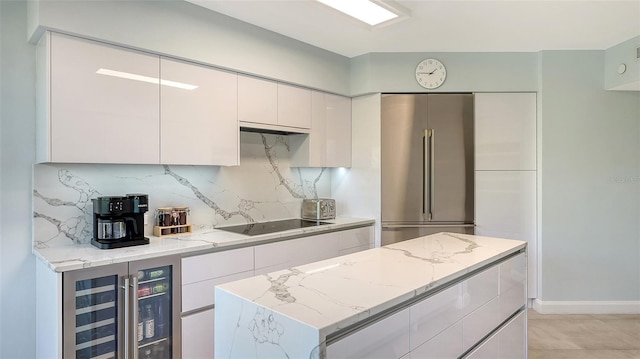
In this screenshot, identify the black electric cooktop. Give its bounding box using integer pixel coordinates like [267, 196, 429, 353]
[216, 219, 330, 236]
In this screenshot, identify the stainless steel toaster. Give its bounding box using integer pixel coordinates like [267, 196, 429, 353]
[301, 199, 336, 220]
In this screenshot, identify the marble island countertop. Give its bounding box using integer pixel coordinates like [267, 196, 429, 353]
[215, 232, 526, 358]
[33, 217, 374, 272]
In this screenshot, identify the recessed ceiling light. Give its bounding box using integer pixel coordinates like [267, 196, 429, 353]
[316, 0, 406, 26]
[96, 68, 198, 90]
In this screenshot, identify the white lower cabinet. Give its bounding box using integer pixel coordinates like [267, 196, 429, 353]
[407, 321, 463, 359]
[182, 309, 214, 359]
[463, 311, 526, 359]
[337, 226, 374, 256]
[475, 170, 537, 298]
[327, 308, 411, 359]
[182, 226, 374, 358]
[410, 283, 465, 350]
[500, 311, 527, 359]
[327, 252, 526, 359]
[463, 296, 502, 352]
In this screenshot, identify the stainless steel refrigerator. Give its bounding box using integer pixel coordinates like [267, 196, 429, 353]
[381, 93, 475, 245]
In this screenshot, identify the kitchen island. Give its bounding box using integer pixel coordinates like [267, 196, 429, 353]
[215, 232, 527, 359]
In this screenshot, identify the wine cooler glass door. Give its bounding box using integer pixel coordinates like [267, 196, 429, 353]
[63, 263, 128, 359]
[129, 255, 180, 359]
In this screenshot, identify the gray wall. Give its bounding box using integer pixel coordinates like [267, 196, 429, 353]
[350, 52, 539, 94]
[604, 36, 640, 90]
[539, 50, 640, 301]
[1, 2, 37, 358]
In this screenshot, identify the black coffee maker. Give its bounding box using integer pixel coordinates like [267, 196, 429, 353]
[92, 194, 150, 249]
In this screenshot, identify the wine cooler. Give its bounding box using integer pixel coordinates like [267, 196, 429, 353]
[63, 256, 181, 358]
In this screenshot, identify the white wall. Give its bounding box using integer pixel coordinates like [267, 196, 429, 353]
[538, 50, 640, 307]
[0, 2, 37, 358]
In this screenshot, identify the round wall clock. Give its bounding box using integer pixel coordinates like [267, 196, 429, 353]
[415, 58, 447, 89]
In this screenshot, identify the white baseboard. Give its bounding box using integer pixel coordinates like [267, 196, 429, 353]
[532, 299, 640, 314]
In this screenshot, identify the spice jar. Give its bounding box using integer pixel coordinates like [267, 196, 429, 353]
[173, 206, 189, 233]
[156, 207, 172, 235]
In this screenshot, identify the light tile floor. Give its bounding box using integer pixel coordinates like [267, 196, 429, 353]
[528, 309, 640, 359]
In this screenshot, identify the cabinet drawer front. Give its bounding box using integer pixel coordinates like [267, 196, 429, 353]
[182, 270, 254, 312]
[409, 321, 463, 359]
[254, 234, 339, 271]
[500, 253, 526, 295]
[182, 309, 214, 359]
[499, 311, 526, 358]
[181, 247, 253, 285]
[327, 308, 410, 359]
[254, 238, 300, 270]
[463, 265, 499, 316]
[410, 283, 465, 350]
[338, 227, 373, 251]
[462, 296, 501, 352]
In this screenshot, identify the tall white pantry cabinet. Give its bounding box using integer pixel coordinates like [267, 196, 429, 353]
[474, 92, 537, 298]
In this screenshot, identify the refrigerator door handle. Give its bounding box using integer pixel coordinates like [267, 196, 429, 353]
[382, 223, 476, 229]
[123, 276, 131, 359]
[429, 129, 435, 219]
[423, 129, 430, 220]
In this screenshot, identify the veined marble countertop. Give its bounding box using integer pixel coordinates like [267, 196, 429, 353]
[215, 232, 526, 356]
[33, 217, 374, 273]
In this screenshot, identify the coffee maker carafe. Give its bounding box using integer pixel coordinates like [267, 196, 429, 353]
[92, 194, 149, 249]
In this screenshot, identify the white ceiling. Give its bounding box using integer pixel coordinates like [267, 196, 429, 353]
[186, 0, 640, 58]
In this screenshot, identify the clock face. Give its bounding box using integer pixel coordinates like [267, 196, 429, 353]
[415, 59, 446, 89]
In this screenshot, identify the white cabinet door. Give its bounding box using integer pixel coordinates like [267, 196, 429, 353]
[49, 32, 160, 164]
[462, 297, 502, 352]
[182, 309, 214, 359]
[410, 283, 465, 350]
[499, 254, 527, 319]
[181, 247, 254, 286]
[499, 311, 526, 359]
[475, 171, 536, 297]
[290, 92, 352, 168]
[409, 321, 463, 359]
[289, 91, 326, 167]
[277, 83, 311, 129]
[325, 93, 352, 167]
[327, 308, 411, 359]
[464, 331, 500, 359]
[238, 75, 278, 126]
[182, 270, 254, 312]
[463, 265, 499, 316]
[160, 58, 239, 166]
[337, 227, 374, 255]
[254, 232, 340, 274]
[474, 93, 536, 171]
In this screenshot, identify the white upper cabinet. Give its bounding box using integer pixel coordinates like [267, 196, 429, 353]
[325, 93, 352, 167]
[290, 91, 352, 167]
[41, 32, 160, 164]
[237, 75, 277, 126]
[277, 83, 312, 129]
[474, 93, 536, 170]
[160, 58, 239, 166]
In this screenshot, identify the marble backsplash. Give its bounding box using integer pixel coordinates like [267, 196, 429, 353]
[33, 132, 331, 249]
